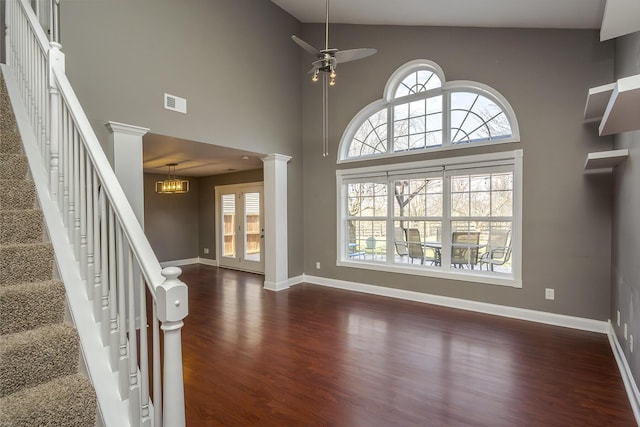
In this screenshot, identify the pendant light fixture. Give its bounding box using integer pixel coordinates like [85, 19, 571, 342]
[155, 163, 189, 194]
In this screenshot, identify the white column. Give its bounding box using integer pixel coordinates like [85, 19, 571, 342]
[261, 154, 292, 291]
[105, 121, 149, 227]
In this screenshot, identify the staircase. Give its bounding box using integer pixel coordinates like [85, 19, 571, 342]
[0, 73, 96, 426]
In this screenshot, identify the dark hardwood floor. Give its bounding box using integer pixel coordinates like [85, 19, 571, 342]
[178, 264, 635, 426]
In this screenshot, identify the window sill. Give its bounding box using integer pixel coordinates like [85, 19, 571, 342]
[336, 259, 522, 288]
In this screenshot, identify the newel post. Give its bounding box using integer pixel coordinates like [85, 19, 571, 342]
[157, 267, 188, 427]
[47, 41, 64, 201]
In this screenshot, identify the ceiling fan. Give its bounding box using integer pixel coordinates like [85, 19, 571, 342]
[291, 0, 377, 156]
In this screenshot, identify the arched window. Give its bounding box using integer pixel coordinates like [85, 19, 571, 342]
[339, 60, 520, 162]
[336, 60, 522, 287]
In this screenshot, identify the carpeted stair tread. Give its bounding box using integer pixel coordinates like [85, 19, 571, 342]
[0, 373, 96, 427]
[0, 243, 53, 285]
[0, 209, 43, 244]
[0, 154, 28, 180]
[0, 179, 35, 210]
[0, 323, 79, 397]
[0, 281, 66, 335]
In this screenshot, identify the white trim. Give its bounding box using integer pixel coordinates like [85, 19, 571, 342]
[2, 64, 130, 427]
[160, 258, 200, 268]
[159, 257, 218, 268]
[337, 149, 522, 177]
[198, 257, 218, 267]
[608, 322, 640, 424]
[264, 280, 290, 291]
[335, 259, 521, 288]
[105, 121, 149, 137]
[301, 274, 608, 333]
[336, 149, 523, 287]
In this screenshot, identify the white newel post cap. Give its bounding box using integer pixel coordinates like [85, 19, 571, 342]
[157, 267, 188, 323]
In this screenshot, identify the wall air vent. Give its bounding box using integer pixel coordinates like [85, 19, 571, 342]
[164, 93, 187, 114]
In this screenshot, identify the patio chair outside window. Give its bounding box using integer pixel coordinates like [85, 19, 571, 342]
[394, 227, 409, 258]
[451, 231, 480, 269]
[480, 230, 512, 271]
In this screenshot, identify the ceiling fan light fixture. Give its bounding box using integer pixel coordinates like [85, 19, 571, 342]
[312, 70, 319, 82]
[329, 77, 336, 86]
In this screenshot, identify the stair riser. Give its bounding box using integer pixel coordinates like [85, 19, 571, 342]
[0, 281, 66, 335]
[0, 210, 43, 244]
[0, 244, 53, 285]
[0, 154, 29, 180]
[0, 180, 36, 210]
[0, 324, 79, 397]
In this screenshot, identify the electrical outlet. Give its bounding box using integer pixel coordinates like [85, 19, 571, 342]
[545, 288, 555, 300]
[624, 323, 628, 340]
[316, 262, 321, 269]
[617, 310, 621, 327]
[203, 248, 209, 254]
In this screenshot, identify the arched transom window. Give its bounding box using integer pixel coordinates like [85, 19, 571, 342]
[339, 60, 520, 162]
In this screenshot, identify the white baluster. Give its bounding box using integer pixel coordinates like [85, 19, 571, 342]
[93, 171, 102, 315]
[62, 105, 69, 222]
[128, 252, 140, 424]
[158, 267, 188, 427]
[73, 128, 81, 254]
[108, 209, 119, 367]
[47, 50, 60, 199]
[100, 192, 110, 342]
[79, 142, 88, 278]
[85, 153, 94, 291]
[153, 303, 162, 427]
[139, 271, 151, 427]
[117, 225, 129, 398]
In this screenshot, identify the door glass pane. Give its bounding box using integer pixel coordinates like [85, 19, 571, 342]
[244, 192, 261, 262]
[222, 194, 235, 258]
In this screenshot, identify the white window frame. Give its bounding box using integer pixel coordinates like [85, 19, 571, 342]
[336, 150, 523, 288]
[338, 60, 520, 164]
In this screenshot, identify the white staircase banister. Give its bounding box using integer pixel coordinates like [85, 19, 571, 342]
[6, 1, 189, 426]
[50, 66, 164, 291]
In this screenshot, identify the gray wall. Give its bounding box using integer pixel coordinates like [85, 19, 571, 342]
[301, 24, 615, 320]
[144, 173, 199, 262]
[59, 0, 304, 276]
[611, 31, 640, 390]
[198, 169, 264, 261]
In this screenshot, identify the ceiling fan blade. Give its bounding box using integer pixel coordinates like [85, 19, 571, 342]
[291, 35, 321, 57]
[335, 48, 378, 64]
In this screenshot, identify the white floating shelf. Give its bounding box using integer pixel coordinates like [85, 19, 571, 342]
[583, 83, 615, 122]
[584, 149, 629, 170]
[600, 74, 640, 135]
[584, 74, 640, 135]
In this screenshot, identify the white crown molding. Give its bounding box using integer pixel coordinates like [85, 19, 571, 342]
[105, 121, 150, 136]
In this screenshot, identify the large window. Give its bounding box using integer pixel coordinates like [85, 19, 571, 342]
[339, 60, 520, 162]
[337, 60, 521, 287]
[337, 152, 522, 287]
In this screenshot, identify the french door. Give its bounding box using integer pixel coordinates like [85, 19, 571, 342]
[216, 183, 264, 274]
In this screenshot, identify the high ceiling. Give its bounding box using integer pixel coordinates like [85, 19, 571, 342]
[270, 0, 606, 29]
[147, 0, 640, 177]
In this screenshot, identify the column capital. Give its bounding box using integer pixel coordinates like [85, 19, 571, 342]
[106, 121, 150, 137]
[261, 153, 292, 164]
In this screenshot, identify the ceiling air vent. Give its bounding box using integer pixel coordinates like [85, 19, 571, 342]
[164, 93, 187, 114]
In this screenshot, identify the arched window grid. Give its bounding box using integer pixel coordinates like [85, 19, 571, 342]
[339, 62, 519, 164]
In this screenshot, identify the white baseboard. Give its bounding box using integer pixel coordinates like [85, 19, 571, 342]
[198, 257, 218, 267]
[608, 322, 640, 424]
[300, 274, 608, 334]
[160, 257, 217, 268]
